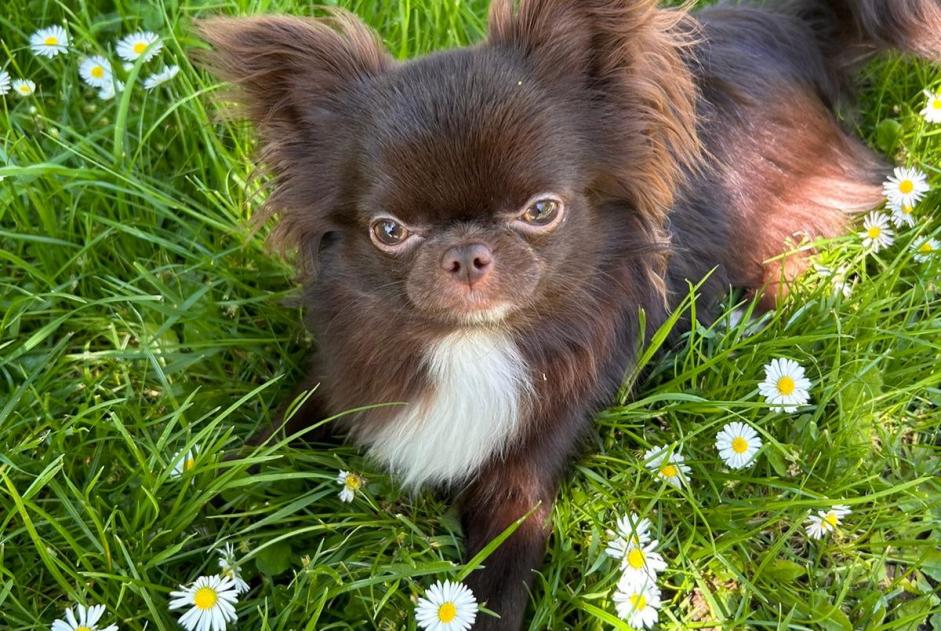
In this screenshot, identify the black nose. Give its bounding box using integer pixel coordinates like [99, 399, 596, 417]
[441, 243, 493, 287]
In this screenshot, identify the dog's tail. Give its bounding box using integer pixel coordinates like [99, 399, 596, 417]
[791, 0, 941, 68]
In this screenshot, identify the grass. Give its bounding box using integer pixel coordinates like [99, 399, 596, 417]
[1, 0, 940, 629]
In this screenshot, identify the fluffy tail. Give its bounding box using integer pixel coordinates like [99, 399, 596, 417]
[791, 0, 941, 67]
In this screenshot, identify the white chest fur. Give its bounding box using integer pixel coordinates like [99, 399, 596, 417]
[364, 329, 531, 488]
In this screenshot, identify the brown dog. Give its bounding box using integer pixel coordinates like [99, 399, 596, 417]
[197, 1, 941, 627]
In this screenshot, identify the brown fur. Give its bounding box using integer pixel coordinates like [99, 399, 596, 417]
[195, 0, 941, 627]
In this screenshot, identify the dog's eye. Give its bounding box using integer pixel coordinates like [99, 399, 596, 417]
[370, 218, 410, 248]
[520, 197, 563, 227]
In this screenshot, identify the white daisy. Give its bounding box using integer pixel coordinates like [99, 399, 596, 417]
[217, 543, 250, 594]
[169, 574, 239, 631]
[715, 422, 762, 469]
[814, 264, 854, 299]
[613, 576, 662, 629]
[30, 25, 69, 58]
[643, 445, 690, 489]
[171, 446, 198, 478]
[50, 604, 118, 631]
[415, 580, 478, 631]
[337, 470, 364, 503]
[97, 80, 125, 101]
[861, 212, 896, 252]
[605, 512, 652, 562]
[805, 505, 852, 540]
[116, 31, 163, 63]
[617, 540, 667, 583]
[0, 71, 10, 96]
[79, 56, 112, 88]
[883, 167, 930, 210]
[888, 199, 917, 228]
[913, 238, 940, 263]
[143, 64, 180, 90]
[13, 79, 36, 97]
[758, 358, 811, 413]
[921, 90, 941, 124]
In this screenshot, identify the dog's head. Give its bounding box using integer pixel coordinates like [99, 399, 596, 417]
[197, 0, 699, 329]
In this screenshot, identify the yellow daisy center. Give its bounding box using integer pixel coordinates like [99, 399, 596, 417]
[629, 593, 647, 611]
[776, 376, 796, 395]
[626, 547, 646, 569]
[91, 66, 105, 79]
[184, 457, 195, 471]
[867, 226, 881, 239]
[901, 205, 913, 216]
[899, 179, 914, 195]
[345, 475, 362, 491]
[438, 602, 457, 623]
[731, 436, 749, 454]
[44, 36, 59, 46]
[18, 85, 30, 93]
[919, 242, 934, 254]
[76, 627, 92, 631]
[194, 586, 218, 610]
[133, 41, 148, 54]
[823, 512, 839, 528]
[659, 464, 678, 478]
[933, 99, 941, 110]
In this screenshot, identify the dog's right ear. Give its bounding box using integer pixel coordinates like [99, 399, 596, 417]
[195, 13, 393, 276]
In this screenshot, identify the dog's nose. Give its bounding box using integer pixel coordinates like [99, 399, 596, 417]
[441, 243, 493, 287]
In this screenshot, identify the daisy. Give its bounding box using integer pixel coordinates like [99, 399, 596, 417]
[643, 445, 690, 489]
[758, 358, 811, 413]
[171, 446, 198, 478]
[814, 264, 853, 298]
[913, 238, 940, 263]
[805, 505, 852, 540]
[921, 90, 941, 124]
[13, 79, 36, 97]
[217, 543, 250, 594]
[337, 470, 364, 503]
[30, 25, 69, 58]
[617, 540, 667, 583]
[0, 71, 10, 96]
[50, 604, 118, 631]
[79, 56, 112, 88]
[715, 422, 762, 469]
[883, 167, 930, 210]
[613, 577, 662, 629]
[143, 64, 180, 90]
[169, 574, 239, 631]
[605, 512, 652, 562]
[97, 80, 125, 101]
[116, 31, 163, 63]
[860, 212, 895, 252]
[888, 199, 918, 228]
[415, 580, 478, 631]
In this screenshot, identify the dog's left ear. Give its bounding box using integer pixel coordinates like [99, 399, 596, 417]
[488, 0, 700, 224]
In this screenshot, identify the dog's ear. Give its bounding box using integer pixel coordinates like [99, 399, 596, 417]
[195, 13, 393, 277]
[488, 0, 700, 226]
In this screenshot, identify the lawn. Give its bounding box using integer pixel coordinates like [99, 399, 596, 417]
[1, 0, 940, 629]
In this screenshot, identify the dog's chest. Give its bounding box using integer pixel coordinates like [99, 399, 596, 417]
[364, 329, 531, 488]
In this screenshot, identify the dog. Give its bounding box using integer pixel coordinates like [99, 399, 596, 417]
[197, 1, 941, 627]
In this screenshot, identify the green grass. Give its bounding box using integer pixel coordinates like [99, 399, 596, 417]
[1, 1, 940, 629]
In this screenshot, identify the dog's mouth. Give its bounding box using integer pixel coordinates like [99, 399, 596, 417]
[454, 301, 515, 326]
[419, 296, 517, 327]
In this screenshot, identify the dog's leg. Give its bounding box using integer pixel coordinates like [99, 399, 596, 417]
[460, 452, 563, 630]
[246, 371, 338, 448]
